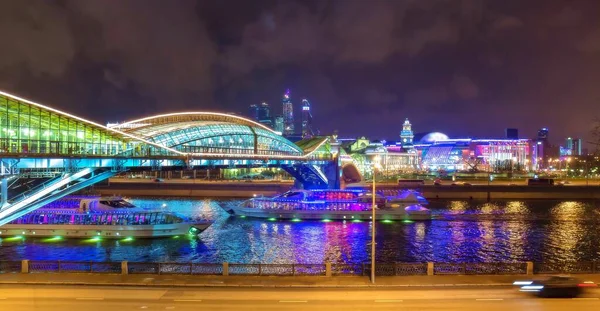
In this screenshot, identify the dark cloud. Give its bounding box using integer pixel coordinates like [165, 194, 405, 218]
[0, 0, 599, 146]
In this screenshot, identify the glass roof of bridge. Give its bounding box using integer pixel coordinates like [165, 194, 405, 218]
[113, 113, 304, 155]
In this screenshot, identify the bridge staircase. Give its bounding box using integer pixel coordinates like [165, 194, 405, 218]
[281, 164, 329, 190]
[0, 168, 118, 226]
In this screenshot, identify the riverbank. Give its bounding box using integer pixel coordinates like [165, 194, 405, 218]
[96, 180, 600, 200]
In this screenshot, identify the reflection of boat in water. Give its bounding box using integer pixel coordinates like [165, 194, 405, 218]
[0, 196, 211, 239]
[221, 189, 430, 221]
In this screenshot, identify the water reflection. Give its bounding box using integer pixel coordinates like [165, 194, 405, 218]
[0, 198, 599, 264]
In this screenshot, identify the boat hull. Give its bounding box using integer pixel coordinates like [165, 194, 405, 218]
[0, 222, 211, 239]
[227, 206, 430, 221]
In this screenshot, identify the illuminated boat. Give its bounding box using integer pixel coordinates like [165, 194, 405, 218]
[222, 189, 430, 221]
[0, 196, 211, 239]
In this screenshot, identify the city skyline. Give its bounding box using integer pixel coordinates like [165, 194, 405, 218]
[0, 1, 599, 146]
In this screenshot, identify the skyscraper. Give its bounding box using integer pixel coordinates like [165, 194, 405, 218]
[282, 89, 294, 136]
[257, 102, 272, 128]
[248, 104, 259, 122]
[565, 137, 573, 152]
[572, 138, 582, 156]
[537, 128, 549, 141]
[400, 118, 414, 149]
[274, 115, 284, 134]
[301, 98, 313, 138]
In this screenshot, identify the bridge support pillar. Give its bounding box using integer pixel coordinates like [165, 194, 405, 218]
[427, 262, 434, 276]
[323, 157, 340, 189]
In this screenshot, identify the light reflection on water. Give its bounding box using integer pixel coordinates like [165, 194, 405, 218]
[0, 198, 599, 264]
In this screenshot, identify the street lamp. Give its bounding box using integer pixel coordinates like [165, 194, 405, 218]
[371, 156, 381, 284]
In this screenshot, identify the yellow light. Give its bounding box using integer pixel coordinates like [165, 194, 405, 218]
[0, 90, 184, 155]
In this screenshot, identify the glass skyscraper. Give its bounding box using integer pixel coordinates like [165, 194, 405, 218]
[282, 89, 294, 136]
[301, 98, 313, 138]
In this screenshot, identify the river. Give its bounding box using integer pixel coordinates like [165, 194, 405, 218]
[1, 198, 599, 264]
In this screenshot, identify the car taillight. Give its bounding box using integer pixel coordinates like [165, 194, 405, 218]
[577, 283, 597, 287]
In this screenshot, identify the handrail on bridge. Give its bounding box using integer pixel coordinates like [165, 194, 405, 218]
[4, 260, 599, 276]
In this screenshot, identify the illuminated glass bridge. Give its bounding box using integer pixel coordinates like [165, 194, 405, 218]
[0, 91, 338, 225]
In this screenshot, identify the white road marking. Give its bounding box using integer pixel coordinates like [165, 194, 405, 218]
[475, 299, 504, 301]
[374, 299, 404, 303]
[75, 297, 104, 300]
[173, 299, 203, 302]
[279, 300, 308, 303]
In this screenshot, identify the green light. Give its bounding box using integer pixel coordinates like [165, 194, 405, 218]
[172, 235, 180, 239]
[352, 219, 363, 223]
[381, 219, 394, 223]
[267, 217, 277, 221]
[42, 236, 63, 243]
[188, 227, 200, 235]
[291, 218, 301, 222]
[122, 237, 134, 242]
[240, 215, 246, 218]
[83, 236, 102, 243]
[402, 219, 414, 224]
[322, 219, 332, 222]
[5, 235, 24, 241]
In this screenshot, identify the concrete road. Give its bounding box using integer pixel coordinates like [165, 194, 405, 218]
[1, 285, 599, 311]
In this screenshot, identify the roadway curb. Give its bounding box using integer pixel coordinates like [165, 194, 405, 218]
[0, 280, 515, 288]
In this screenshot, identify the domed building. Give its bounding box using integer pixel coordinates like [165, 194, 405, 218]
[419, 132, 449, 144]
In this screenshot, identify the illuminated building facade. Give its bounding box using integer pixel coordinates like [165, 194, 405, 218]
[340, 138, 419, 179]
[249, 102, 273, 128]
[257, 102, 272, 128]
[415, 137, 531, 172]
[572, 138, 582, 156]
[301, 99, 313, 139]
[274, 115, 284, 134]
[282, 89, 294, 136]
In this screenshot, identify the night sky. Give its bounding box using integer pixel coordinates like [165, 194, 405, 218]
[1, 0, 599, 145]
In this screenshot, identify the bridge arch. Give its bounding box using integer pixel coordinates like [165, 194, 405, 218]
[112, 112, 303, 157]
[341, 163, 362, 184]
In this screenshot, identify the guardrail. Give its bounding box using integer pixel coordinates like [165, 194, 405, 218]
[3, 260, 600, 276]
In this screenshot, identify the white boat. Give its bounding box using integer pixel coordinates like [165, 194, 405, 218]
[221, 189, 431, 221]
[0, 196, 211, 239]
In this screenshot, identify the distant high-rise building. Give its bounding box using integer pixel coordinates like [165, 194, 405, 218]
[301, 98, 313, 138]
[282, 89, 294, 136]
[564, 137, 582, 156]
[274, 115, 284, 134]
[560, 146, 572, 157]
[248, 104, 259, 122]
[565, 137, 573, 152]
[400, 118, 414, 148]
[537, 128, 549, 141]
[572, 138, 582, 156]
[257, 102, 272, 128]
[505, 128, 519, 140]
[249, 102, 272, 128]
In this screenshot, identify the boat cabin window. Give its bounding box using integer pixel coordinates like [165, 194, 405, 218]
[280, 192, 305, 200]
[99, 200, 136, 208]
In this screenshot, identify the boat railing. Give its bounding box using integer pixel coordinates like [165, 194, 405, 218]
[10, 212, 185, 226]
[5, 260, 599, 276]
